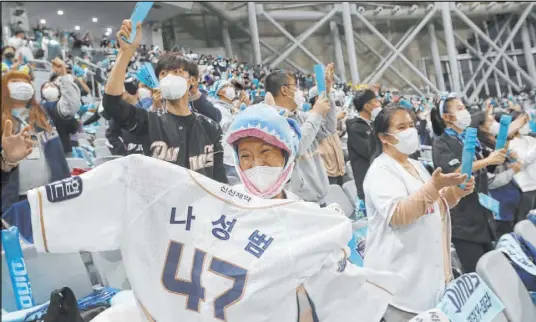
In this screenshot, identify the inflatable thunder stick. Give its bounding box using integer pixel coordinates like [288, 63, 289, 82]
[1, 226, 35, 310]
[314, 64, 326, 95]
[495, 114, 512, 150]
[122, 2, 154, 44]
[459, 127, 478, 189]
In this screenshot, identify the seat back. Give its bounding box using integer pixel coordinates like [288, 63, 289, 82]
[95, 129, 107, 139]
[93, 156, 122, 167]
[93, 138, 109, 147]
[94, 146, 112, 158]
[514, 220, 536, 249]
[342, 180, 357, 202]
[66, 158, 89, 170]
[1, 246, 94, 312]
[476, 250, 536, 322]
[324, 185, 354, 217]
[91, 250, 131, 290]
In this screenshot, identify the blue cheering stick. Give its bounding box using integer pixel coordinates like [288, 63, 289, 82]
[459, 127, 478, 189]
[2, 227, 35, 310]
[495, 114, 512, 150]
[314, 64, 326, 96]
[122, 2, 154, 44]
[136, 62, 159, 89]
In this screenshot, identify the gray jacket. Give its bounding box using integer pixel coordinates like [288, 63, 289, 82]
[284, 98, 337, 202]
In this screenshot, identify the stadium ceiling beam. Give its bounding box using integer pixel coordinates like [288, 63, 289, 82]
[427, 23, 446, 91]
[453, 3, 536, 88]
[260, 7, 341, 81]
[269, 7, 339, 69]
[439, 2, 461, 93]
[201, 2, 526, 22]
[456, 15, 521, 98]
[353, 31, 424, 96]
[454, 33, 521, 94]
[362, 24, 417, 84]
[206, 3, 309, 74]
[353, 5, 440, 92]
[469, 3, 535, 102]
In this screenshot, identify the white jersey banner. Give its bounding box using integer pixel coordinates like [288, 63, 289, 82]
[27, 155, 401, 322]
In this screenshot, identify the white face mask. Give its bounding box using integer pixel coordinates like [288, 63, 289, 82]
[293, 89, 304, 108]
[160, 74, 188, 100]
[489, 121, 501, 136]
[371, 107, 381, 121]
[224, 87, 235, 101]
[387, 128, 419, 155]
[42, 86, 60, 101]
[453, 109, 472, 130]
[243, 166, 284, 193]
[8, 82, 34, 101]
[138, 87, 152, 100]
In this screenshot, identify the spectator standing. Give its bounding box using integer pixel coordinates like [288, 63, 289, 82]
[212, 80, 239, 182]
[1, 71, 71, 212]
[364, 106, 474, 321]
[40, 58, 81, 156]
[510, 121, 536, 219]
[265, 65, 336, 205]
[102, 20, 227, 183]
[431, 96, 506, 272]
[346, 90, 382, 200]
[309, 86, 345, 186]
[472, 111, 523, 236]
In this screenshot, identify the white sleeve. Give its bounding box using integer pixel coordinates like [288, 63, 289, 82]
[364, 164, 408, 223]
[303, 248, 403, 322]
[27, 157, 131, 253]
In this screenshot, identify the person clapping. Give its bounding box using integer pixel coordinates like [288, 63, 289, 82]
[364, 105, 475, 321]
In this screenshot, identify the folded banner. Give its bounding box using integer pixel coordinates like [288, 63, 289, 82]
[437, 273, 504, 322]
[496, 233, 536, 275]
[408, 308, 450, 322]
[347, 220, 367, 267]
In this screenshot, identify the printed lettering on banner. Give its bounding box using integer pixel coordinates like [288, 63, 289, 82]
[220, 185, 252, 203]
[496, 234, 536, 275]
[437, 273, 504, 322]
[11, 259, 34, 309]
[408, 308, 450, 322]
[211, 214, 237, 240]
[244, 230, 274, 258]
[170, 206, 196, 231]
[45, 176, 83, 203]
[347, 226, 367, 267]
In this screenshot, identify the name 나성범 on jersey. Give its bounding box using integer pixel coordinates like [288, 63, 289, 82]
[164, 205, 276, 320]
[170, 206, 275, 258]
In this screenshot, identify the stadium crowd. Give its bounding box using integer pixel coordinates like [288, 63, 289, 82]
[1, 13, 536, 322]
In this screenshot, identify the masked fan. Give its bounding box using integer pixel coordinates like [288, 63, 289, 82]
[102, 19, 227, 183]
[1, 71, 71, 213]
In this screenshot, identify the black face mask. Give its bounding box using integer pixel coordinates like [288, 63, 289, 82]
[4, 52, 15, 60]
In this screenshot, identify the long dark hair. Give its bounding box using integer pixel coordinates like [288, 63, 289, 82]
[369, 105, 415, 163]
[430, 97, 457, 136]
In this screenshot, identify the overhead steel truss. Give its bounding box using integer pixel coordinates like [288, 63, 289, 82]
[201, 2, 536, 97]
